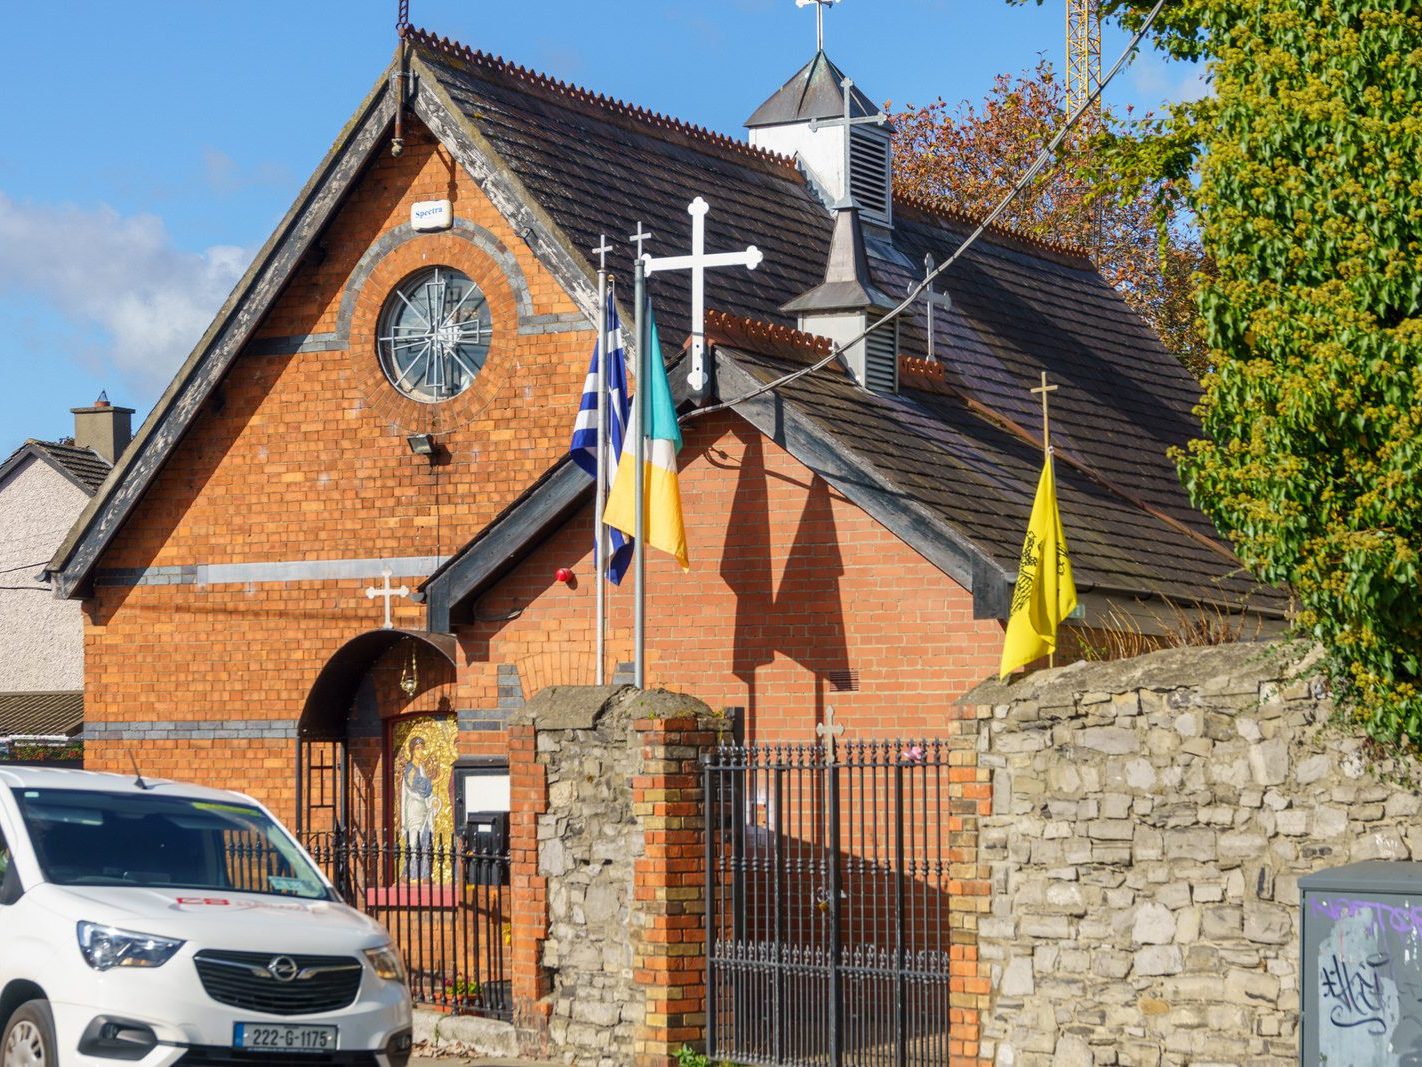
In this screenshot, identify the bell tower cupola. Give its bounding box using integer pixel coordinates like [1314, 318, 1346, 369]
[745, 2, 893, 227]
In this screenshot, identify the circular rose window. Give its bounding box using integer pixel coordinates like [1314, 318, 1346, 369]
[376, 267, 492, 403]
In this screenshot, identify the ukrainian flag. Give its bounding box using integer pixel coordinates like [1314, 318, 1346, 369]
[999, 455, 1076, 679]
[604, 311, 689, 570]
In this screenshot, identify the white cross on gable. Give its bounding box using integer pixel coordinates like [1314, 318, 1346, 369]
[365, 568, 410, 630]
[643, 197, 762, 395]
[807, 76, 887, 210]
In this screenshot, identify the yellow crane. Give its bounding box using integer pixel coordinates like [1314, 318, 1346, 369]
[1065, 0, 1102, 116]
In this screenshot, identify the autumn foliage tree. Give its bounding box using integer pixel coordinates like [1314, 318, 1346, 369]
[890, 61, 1209, 374]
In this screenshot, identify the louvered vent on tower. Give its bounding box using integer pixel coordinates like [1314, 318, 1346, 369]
[850, 127, 893, 226]
[865, 316, 899, 393]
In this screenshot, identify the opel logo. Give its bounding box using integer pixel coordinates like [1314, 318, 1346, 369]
[267, 956, 300, 983]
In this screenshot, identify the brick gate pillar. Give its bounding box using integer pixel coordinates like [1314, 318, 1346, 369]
[630, 712, 717, 1067]
[507, 721, 551, 1050]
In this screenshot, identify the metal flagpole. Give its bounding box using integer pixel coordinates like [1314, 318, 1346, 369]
[632, 256, 648, 689]
[592, 235, 612, 685]
[1032, 370, 1058, 667]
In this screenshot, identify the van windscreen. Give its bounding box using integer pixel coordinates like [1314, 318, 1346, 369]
[11, 788, 330, 900]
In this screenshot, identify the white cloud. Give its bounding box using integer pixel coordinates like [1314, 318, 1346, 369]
[1130, 54, 1212, 108]
[0, 190, 250, 393]
[201, 149, 293, 196]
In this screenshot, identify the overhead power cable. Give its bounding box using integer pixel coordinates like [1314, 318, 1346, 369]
[685, 0, 1169, 422]
[0, 560, 50, 576]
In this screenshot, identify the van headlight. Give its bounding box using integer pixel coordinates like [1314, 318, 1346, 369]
[77, 921, 185, 971]
[363, 943, 406, 982]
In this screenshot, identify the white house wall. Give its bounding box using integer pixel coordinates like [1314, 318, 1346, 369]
[0, 456, 87, 691]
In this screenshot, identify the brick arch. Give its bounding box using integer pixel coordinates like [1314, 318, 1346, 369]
[300, 628, 460, 741]
[334, 219, 534, 340]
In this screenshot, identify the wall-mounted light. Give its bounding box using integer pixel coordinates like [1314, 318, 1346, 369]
[406, 433, 437, 457]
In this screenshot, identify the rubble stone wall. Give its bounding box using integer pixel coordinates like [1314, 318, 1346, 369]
[514, 685, 714, 1067]
[529, 686, 646, 1065]
[965, 642, 1422, 1067]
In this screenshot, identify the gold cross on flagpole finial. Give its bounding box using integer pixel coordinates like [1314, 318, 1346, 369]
[1030, 371, 1057, 461]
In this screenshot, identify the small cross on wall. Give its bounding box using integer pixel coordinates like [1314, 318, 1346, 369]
[366, 568, 411, 630]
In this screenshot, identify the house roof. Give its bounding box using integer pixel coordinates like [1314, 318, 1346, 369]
[0, 440, 110, 497]
[424, 319, 1281, 627]
[0, 692, 84, 738]
[706, 315, 1276, 615]
[50, 25, 1274, 619]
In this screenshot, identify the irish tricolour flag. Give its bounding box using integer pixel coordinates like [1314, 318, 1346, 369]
[603, 310, 689, 570]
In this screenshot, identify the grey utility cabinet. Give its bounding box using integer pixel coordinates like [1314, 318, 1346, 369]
[1299, 861, 1422, 1066]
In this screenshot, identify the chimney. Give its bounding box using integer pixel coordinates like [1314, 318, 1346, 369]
[71, 391, 134, 465]
[781, 207, 899, 392]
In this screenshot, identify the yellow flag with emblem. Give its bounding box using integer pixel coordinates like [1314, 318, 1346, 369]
[999, 455, 1077, 679]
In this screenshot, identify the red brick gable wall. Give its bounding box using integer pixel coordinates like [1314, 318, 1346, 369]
[83, 118, 595, 814]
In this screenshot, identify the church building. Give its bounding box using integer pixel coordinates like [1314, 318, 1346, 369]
[45, 25, 1272, 841]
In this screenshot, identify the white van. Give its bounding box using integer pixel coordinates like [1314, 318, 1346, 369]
[0, 767, 413, 1066]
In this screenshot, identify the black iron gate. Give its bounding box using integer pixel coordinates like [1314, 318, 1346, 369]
[704, 740, 953, 1066]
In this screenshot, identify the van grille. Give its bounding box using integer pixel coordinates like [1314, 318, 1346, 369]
[193, 950, 363, 1016]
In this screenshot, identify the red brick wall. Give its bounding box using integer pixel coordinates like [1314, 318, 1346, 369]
[460, 415, 1005, 743]
[631, 715, 717, 1067]
[83, 117, 594, 816]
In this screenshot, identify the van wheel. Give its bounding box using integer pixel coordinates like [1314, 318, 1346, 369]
[2, 1000, 57, 1067]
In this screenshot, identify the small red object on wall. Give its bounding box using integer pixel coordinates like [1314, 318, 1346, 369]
[555, 567, 574, 585]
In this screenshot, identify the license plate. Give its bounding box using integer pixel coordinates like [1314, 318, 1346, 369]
[233, 1023, 338, 1053]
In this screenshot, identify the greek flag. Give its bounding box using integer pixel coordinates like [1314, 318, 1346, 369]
[569, 292, 633, 584]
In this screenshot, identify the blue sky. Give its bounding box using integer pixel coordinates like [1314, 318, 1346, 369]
[0, 0, 1205, 452]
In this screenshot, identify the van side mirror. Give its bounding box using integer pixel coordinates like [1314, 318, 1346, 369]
[0, 858, 22, 905]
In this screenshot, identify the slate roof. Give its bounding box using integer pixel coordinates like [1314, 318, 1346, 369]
[426, 318, 1279, 626]
[51, 26, 1275, 618]
[408, 30, 1271, 613]
[0, 440, 110, 496]
[707, 316, 1274, 614]
[0, 692, 84, 738]
[410, 31, 831, 338]
[30, 442, 111, 493]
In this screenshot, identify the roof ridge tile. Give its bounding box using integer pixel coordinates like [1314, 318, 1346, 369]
[705, 310, 837, 365]
[893, 189, 1093, 263]
[900, 355, 946, 385]
[405, 26, 800, 172]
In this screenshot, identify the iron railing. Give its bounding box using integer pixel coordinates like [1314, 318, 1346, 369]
[705, 740, 953, 1067]
[224, 831, 511, 1019]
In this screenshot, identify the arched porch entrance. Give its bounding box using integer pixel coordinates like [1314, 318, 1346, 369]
[296, 628, 459, 838]
[294, 628, 511, 1017]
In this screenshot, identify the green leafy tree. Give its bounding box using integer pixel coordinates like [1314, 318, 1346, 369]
[1026, 1, 1422, 744]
